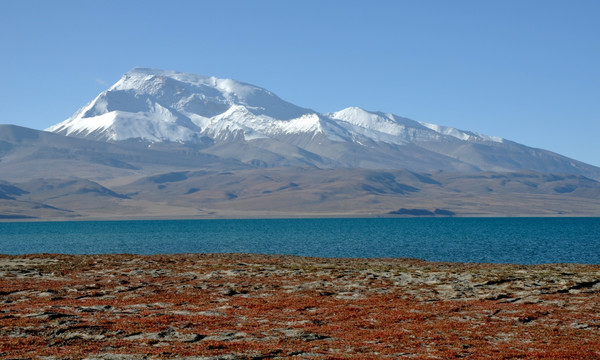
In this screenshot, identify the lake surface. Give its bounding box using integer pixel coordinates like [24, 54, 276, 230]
[0, 218, 599, 264]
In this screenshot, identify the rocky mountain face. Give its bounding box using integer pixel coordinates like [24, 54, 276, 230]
[1, 68, 600, 219]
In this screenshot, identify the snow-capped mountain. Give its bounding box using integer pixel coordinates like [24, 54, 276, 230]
[48, 68, 500, 145]
[48, 68, 316, 142]
[47, 68, 600, 179]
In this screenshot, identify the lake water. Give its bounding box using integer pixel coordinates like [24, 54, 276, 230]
[0, 218, 599, 264]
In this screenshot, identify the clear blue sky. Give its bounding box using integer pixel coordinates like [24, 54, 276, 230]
[1, 0, 599, 166]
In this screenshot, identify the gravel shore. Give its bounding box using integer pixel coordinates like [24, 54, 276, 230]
[1, 254, 599, 359]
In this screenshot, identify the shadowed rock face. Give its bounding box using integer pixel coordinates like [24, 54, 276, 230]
[389, 208, 436, 216]
[387, 208, 456, 216]
[1, 253, 599, 359]
[0, 182, 29, 200]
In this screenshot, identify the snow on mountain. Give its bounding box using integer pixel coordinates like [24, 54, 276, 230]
[108, 68, 311, 120]
[48, 68, 507, 147]
[419, 122, 504, 143]
[48, 68, 315, 142]
[198, 105, 324, 140]
[328, 107, 441, 145]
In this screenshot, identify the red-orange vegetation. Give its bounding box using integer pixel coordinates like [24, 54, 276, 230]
[1, 253, 599, 359]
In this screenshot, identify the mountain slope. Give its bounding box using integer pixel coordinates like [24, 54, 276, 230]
[3, 124, 598, 219]
[3, 166, 599, 219]
[102, 168, 600, 217]
[0, 124, 247, 183]
[45, 68, 600, 180]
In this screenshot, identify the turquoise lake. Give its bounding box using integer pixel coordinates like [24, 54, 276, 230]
[0, 218, 599, 264]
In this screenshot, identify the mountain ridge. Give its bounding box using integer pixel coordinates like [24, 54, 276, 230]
[45, 68, 600, 180]
[48, 68, 504, 147]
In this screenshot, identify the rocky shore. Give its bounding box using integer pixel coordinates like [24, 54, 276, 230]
[1, 254, 599, 359]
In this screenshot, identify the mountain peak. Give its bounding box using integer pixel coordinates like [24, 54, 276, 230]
[47, 68, 314, 141]
[43, 68, 600, 180]
[43, 68, 517, 148]
[115, 68, 297, 116]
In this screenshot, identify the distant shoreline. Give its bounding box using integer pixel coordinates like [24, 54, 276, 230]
[2, 212, 600, 223]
